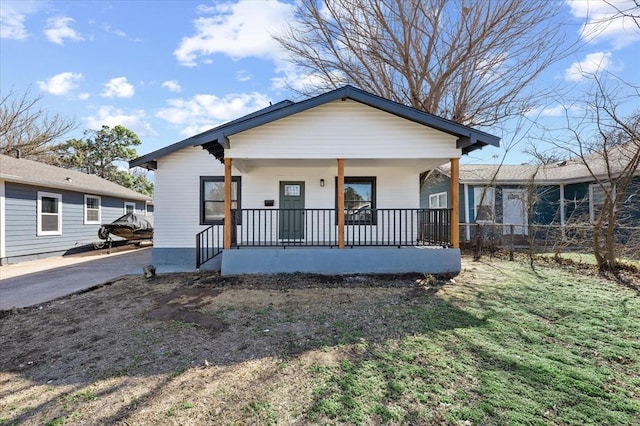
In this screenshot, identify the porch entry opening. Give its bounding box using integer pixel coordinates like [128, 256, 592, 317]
[502, 188, 528, 235]
[279, 181, 305, 240]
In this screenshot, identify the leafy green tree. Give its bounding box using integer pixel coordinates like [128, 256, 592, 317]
[57, 125, 153, 196]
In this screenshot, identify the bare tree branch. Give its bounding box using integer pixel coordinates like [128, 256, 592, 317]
[0, 89, 76, 162]
[275, 0, 574, 128]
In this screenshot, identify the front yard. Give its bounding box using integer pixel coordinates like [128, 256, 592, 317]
[0, 257, 638, 425]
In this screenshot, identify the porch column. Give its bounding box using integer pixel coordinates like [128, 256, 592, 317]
[450, 158, 460, 248]
[337, 158, 345, 248]
[559, 183, 566, 241]
[224, 157, 232, 249]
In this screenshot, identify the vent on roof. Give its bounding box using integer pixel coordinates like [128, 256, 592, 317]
[65, 176, 72, 182]
[557, 161, 567, 167]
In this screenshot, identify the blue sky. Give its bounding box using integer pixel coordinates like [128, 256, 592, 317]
[1, 0, 639, 166]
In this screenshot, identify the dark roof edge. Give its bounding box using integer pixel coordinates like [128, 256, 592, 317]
[131, 85, 500, 169]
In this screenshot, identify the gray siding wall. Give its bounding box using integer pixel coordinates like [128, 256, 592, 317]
[420, 171, 464, 218]
[3, 182, 143, 262]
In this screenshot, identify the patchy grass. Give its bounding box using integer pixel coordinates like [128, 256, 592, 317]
[539, 251, 640, 268]
[0, 258, 638, 425]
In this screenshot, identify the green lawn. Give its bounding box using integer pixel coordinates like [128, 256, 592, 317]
[1, 258, 638, 425]
[307, 261, 640, 424]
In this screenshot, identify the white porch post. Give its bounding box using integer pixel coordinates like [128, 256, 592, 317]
[450, 158, 460, 248]
[464, 183, 470, 241]
[560, 183, 566, 241]
[224, 157, 232, 249]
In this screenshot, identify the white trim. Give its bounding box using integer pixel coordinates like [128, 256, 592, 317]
[124, 201, 136, 215]
[37, 191, 62, 236]
[559, 184, 566, 241]
[429, 191, 448, 209]
[463, 184, 470, 241]
[0, 180, 5, 259]
[84, 194, 101, 225]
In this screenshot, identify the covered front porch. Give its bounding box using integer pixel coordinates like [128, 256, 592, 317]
[196, 157, 461, 275]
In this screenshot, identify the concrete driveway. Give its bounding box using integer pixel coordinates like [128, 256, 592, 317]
[0, 247, 152, 310]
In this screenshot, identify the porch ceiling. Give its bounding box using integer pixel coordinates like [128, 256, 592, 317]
[231, 158, 450, 173]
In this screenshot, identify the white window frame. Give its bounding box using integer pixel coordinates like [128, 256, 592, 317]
[589, 183, 615, 223]
[84, 195, 101, 225]
[473, 186, 495, 223]
[37, 191, 62, 236]
[429, 192, 448, 209]
[124, 201, 136, 215]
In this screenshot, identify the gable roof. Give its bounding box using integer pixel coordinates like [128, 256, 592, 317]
[435, 143, 639, 185]
[131, 85, 500, 170]
[0, 155, 151, 201]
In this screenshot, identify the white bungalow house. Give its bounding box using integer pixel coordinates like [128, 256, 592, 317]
[130, 86, 499, 275]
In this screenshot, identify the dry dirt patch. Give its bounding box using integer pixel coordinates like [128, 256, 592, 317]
[0, 271, 447, 424]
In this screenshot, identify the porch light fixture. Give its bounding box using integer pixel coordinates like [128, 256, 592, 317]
[320, 178, 325, 187]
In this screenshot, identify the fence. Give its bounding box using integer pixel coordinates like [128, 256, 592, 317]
[460, 222, 640, 260]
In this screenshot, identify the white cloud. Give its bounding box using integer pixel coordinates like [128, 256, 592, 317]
[156, 92, 271, 136]
[0, 1, 42, 39]
[102, 77, 135, 98]
[103, 23, 126, 37]
[78, 92, 90, 100]
[84, 106, 157, 137]
[37, 72, 83, 95]
[174, 0, 293, 66]
[236, 70, 252, 82]
[567, 0, 640, 49]
[564, 51, 613, 81]
[44, 16, 84, 45]
[271, 65, 345, 92]
[161, 80, 182, 92]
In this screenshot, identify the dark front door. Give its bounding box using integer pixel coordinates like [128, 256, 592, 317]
[279, 181, 305, 240]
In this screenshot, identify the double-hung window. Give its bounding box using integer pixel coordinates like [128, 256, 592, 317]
[201, 176, 241, 225]
[473, 187, 495, 222]
[589, 182, 614, 223]
[339, 177, 376, 224]
[429, 192, 448, 209]
[37, 191, 62, 236]
[84, 195, 101, 224]
[124, 201, 136, 215]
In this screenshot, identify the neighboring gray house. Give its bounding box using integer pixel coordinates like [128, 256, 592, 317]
[421, 144, 640, 242]
[0, 154, 152, 265]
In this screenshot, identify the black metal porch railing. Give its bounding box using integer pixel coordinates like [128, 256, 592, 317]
[195, 224, 224, 269]
[237, 208, 452, 248]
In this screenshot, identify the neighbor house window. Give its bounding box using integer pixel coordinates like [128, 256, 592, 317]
[589, 183, 614, 223]
[201, 176, 241, 225]
[337, 177, 376, 224]
[37, 191, 62, 236]
[429, 192, 448, 209]
[124, 202, 136, 215]
[84, 195, 101, 224]
[473, 187, 495, 222]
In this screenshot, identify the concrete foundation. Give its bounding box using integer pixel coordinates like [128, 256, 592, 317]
[220, 247, 460, 276]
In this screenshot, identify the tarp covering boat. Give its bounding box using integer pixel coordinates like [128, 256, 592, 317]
[98, 213, 153, 241]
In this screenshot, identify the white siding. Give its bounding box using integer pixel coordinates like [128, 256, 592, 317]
[154, 148, 225, 248]
[155, 147, 421, 248]
[227, 100, 460, 159]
